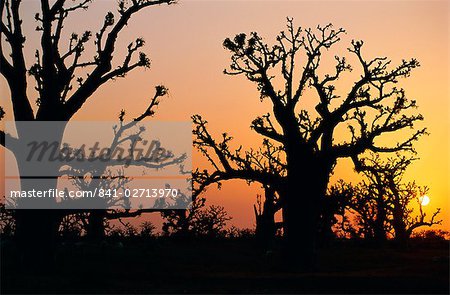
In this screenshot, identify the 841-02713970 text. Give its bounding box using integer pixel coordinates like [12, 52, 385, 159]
[9, 188, 179, 199]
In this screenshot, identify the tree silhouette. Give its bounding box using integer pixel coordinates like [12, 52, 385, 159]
[63, 86, 186, 241]
[253, 185, 282, 250]
[348, 155, 441, 245]
[0, 0, 175, 266]
[318, 181, 350, 243]
[330, 177, 391, 241]
[325, 181, 356, 239]
[161, 196, 232, 238]
[0, 201, 15, 237]
[194, 19, 425, 269]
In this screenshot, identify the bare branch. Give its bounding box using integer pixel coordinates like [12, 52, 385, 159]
[56, 0, 174, 119]
[0, 0, 34, 121]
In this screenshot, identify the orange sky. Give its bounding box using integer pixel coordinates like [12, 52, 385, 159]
[1, 0, 449, 231]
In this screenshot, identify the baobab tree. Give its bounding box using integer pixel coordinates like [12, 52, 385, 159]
[348, 155, 441, 245]
[253, 185, 282, 249]
[194, 19, 425, 269]
[63, 86, 186, 240]
[0, 0, 175, 265]
[193, 122, 286, 245]
[329, 177, 390, 241]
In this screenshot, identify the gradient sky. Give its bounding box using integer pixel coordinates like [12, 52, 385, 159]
[1, 0, 449, 230]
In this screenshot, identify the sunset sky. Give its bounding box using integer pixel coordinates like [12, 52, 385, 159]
[1, 0, 449, 230]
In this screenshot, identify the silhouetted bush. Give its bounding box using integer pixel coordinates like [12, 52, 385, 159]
[0, 203, 15, 237]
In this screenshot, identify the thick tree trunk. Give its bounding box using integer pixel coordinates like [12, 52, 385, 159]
[281, 148, 332, 271]
[318, 196, 339, 245]
[14, 210, 62, 270]
[254, 186, 277, 251]
[392, 204, 408, 247]
[373, 196, 387, 244]
[14, 175, 63, 270]
[86, 210, 107, 241]
[12, 124, 66, 270]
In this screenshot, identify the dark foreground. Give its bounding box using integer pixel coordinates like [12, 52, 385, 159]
[1, 238, 449, 294]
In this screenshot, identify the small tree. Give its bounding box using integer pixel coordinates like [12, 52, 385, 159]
[339, 155, 441, 244]
[139, 221, 156, 238]
[0, 201, 15, 237]
[253, 185, 282, 249]
[59, 213, 85, 240]
[64, 86, 186, 241]
[161, 196, 231, 238]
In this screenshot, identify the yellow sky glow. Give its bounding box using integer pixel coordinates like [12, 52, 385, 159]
[1, 0, 449, 231]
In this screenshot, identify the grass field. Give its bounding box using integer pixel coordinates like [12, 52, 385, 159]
[1, 238, 449, 294]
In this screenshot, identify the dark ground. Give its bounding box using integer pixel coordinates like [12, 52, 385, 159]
[1, 238, 449, 294]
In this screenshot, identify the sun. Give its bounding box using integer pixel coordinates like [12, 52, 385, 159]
[420, 195, 430, 206]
